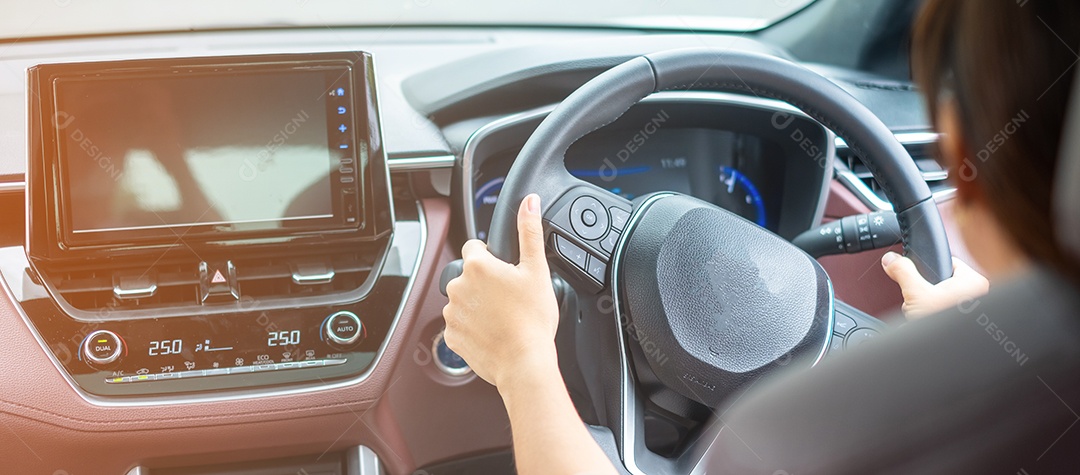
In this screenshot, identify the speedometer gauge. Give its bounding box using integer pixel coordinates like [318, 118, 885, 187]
[716, 166, 766, 227]
[473, 177, 504, 240]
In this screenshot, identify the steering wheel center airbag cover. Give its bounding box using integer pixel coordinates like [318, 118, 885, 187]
[619, 194, 832, 406]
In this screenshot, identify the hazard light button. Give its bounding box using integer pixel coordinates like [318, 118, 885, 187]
[199, 261, 239, 303]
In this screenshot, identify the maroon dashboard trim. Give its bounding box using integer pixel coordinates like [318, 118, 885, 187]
[0, 199, 511, 473]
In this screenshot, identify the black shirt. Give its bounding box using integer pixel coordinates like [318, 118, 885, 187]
[710, 268, 1080, 474]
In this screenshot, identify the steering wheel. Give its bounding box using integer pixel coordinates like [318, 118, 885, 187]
[449, 48, 953, 473]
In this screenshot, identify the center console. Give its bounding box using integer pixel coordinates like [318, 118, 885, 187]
[9, 52, 421, 401]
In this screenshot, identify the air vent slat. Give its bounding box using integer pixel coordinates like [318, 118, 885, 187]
[836, 136, 954, 207]
[47, 250, 379, 315]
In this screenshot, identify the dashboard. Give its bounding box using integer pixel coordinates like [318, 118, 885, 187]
[473, 129, 780, 235]
[0, 23, 953, 475]
[464, 96, 834, 242]
[21, 52, 403, 399]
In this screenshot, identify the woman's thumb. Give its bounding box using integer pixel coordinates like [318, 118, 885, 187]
[517, 194, 546, 267]
[882, 251, 930, 291]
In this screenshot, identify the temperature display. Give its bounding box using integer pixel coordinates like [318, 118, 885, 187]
[268, 330, 302, 347]
[148, 339, 183, 356]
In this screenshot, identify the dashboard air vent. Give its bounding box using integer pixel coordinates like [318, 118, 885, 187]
[48, 251, 377, 315]
[233, 252, 374, 301]
[54, 262, 201, 313]
[834, 134, 955, 209]
[852, 80, 917, 93]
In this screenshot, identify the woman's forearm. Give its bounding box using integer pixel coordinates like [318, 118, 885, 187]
[498, 347, 616, 475]
[442, 195, 615, 474]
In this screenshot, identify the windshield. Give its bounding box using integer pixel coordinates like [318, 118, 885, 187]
[2, 0, 816, 41]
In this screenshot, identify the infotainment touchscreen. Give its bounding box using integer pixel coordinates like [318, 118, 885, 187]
[58, 71, 340, 236]
[27, 53, 385, 254]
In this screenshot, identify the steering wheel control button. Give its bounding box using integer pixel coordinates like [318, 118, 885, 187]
[569, 196, 609, 241]
[433, 330, 472, 377]
[324, 311, 365, 346]
[585, 255, 607, 283]
[834, 313, 858, 335]
[199, 260, 239, 303]
[845, 328, 880, 349]
[600, 229, 620, 254]
[554, 234, 589, 270]
[609, 207, 630, 230]
[581, 208, 598, 226]
[82, 330, 123, 366]
[829, 334, 845, 354]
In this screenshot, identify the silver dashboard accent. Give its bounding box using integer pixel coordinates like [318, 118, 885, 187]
[460, 104, 556, 240]
[347, 445, 383, 475]
[104, 358, 349, 384]
[291, 264, 336, 285]
[0, 202, 428, 407]
[834, 161, 895, 211]
[834, 160, 958, 211]
[81, 329, 124, 366]
[0, 181, 23, 194]
[113, 283, 158, 300]
[370, 58, 398, 237]
[835, 131, 940, 149]
[324, 311, 364, 345]
[291, 271, 335, 285]
[459, 91, 837, 240]
[387, 154, 455, 170]
[919, 169, 950, 182]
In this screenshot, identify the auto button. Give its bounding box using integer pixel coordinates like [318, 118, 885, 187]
[324, 311, 365, 347]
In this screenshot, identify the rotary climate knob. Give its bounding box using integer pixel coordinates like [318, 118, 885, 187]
[82, 330, 124, 366]
[324, 311, 365, 347]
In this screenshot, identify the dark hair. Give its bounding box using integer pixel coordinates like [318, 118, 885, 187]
[912, 0, 1080, 280]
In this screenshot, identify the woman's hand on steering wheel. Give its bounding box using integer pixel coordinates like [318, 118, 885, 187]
[882, 251, 989, 320]
[441, 194, 561, 390]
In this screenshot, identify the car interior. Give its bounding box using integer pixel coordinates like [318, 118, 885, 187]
[0, 0, 1071, 473]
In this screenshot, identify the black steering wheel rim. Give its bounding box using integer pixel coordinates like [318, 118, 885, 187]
[487, 47, 952, 284]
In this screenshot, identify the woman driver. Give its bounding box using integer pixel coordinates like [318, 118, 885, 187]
[442, 0, 1080, 472]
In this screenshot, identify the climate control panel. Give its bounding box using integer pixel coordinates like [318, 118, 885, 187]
[76, 310, 370, 387]
[49, 289, 396, 397]
[3, 212, 425, 400]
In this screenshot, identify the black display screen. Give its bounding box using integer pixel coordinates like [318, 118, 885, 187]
[51, 65, 361, 246]
[472, 128, 785, 240]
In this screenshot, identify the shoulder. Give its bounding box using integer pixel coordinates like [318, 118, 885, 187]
[709, 268, 1080, 474]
